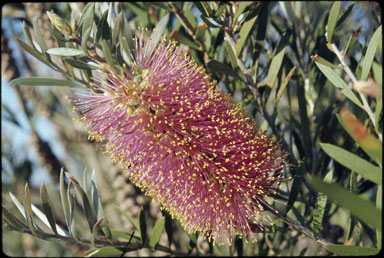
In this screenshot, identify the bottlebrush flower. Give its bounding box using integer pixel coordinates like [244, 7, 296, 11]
[71, 31, 287, 245]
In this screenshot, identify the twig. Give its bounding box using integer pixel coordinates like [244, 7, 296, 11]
[169, 2, 210, 63]
[331, 43, 381, 140]
[11, 227, 189, 256]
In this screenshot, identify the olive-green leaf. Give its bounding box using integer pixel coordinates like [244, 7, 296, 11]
[115, 205, 139, 230]
[2, 206, 28, 231]
[308, 176, 382, 230]
[236, 12, 258, 56]
[266, 31, 290, 88]
[325, 245, 380, 256]
[24, 183, 37, 236]
[79, 2, 95, 39]
[311, 169, 333, 238]
[149, 217, 165, 251]
[63, 58, 99, 70]
[40, 182, 58, 235]
[139, 207, 147, 245]
[9, 77, 84, 88]
[47, 47, 84, 57]
[16, 39, 55, 69]
[320, 143, 382, 184]
[207, 59, 245, 82]
[361, 25, 382, 81]
[315, 62, 363, 108]
[326, 1, 341, 44]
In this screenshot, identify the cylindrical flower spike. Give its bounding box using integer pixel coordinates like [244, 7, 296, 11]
[71, 31, 287, 245]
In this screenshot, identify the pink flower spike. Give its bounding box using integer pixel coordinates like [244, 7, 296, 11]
[71, 30, 287, 245]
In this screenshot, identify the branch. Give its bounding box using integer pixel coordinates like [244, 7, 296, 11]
[330, 43, 381, 141]
[9, 227, 189, 256]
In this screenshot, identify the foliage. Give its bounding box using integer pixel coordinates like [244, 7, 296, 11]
[2, 2, 382, 256]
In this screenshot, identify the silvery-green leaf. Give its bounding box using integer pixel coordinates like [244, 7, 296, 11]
[47, 47, 83, 57]
[40, 182, 58, 235]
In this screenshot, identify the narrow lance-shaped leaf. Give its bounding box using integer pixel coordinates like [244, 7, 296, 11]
[16, 39, 55, 69]
[40, 182, 58, 235]
[361, 25, 382, 81]
[337, 109, 382, 167]
[326, 1, 341, 44]
[207, 59, 245, 82]
[65, 172, 97, 233]
[325, 245, 380, 256]
[24, 183, 37, 236]
[308, 176, 382, 230]
[320, 143, 382, 184]
[311, 169, 333, 238]
[60, 169, 71, 233]
[2, 206, 28, 231]
[94, 9, 111, 45]
[274, 66, 296, 110]
[9, 77, 84, 88]
[115, 205, 139, 230]
[47, 47, 84, 57]
[314, 61, 363, 108]
[79, 2, 95, 40]
[149, 217, 165, 251]
[32, 18, 48, 54]
[139, 206, 147, 245]
[266, 31, 290, 88]
[235, 11, 259, 56]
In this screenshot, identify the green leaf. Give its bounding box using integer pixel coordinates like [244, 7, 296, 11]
[115, 206, 139, 230]
[233, 1, 251, 24]
[320, 143, 382, 184]
[81, 27, 92, 56]
[47, 47, 84, 57]
[336, 112, 382, 167]
[310, 55, 342, 69]
[85, 246, 123, 257]
[63, 58, 99, 70]
[326, 1, 341, 44]
[59, 169, 71, 233]
[311, 169, 333, 238]
[377, 185, 382, 249]
[308, 176, 382, 230]
[200, 14, 220, 28]
[40, 182, 58, 235]
[32, 18, 48, 54]
[325, 245, 380, 256]
[2, 206, 28, 231]
[24, 183, 37, 236]
[100, 39, 115, 69]
[139, 207, 147, 245]
[361, 25, 382, 81]
[112, 12, 123, 47]
[315, 62, 363, 108]
[375, 94, 382, 141]
[16, 39, 55, 69]
[266, 31, 290, 88]
[286, 164, 304, 213]
[95, 9, 111, 45]
[79, 2, 95, 40]
[9, 77, 84, 88]
[274, 66, 296, 109]
[235, 12, 258, 56]
[149, 217, 165, 251]
[207, 59, 245, 82]
[65, 172, 97, 233]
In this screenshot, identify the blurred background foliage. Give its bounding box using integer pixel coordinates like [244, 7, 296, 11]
[1, 1, 382, 256]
